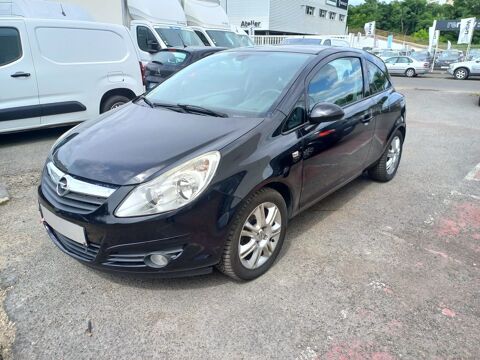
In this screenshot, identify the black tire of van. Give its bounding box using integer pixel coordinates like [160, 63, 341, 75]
[100, 95, 131, 113]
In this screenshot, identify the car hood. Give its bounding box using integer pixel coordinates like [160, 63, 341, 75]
[53, 103, 263, 186]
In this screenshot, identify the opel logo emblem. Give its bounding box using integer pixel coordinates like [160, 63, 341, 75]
[56, 177, 69, 197]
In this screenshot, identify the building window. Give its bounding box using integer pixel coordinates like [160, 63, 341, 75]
[339, 14, 345, 22]
[305, 6, 315, 16]
[329, 11, 336, 20]
[319, 9, 327, 18]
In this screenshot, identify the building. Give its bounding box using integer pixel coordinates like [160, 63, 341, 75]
[427, 0, 454, 4]
[219, 0, 349, 35]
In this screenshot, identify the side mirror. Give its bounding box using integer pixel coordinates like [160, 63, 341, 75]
[147, 39, 160, 54]
[309, 103, 345, 124]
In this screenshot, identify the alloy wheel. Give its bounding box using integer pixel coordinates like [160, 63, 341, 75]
[110, 102, 126, 110]
[406, 69, 415, 77]
[455, 69, 467, 80]
[386, 136, 401, 175]
[238, 202, 282, 270]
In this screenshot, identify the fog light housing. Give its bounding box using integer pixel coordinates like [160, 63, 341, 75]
[146, 253, 169, 268]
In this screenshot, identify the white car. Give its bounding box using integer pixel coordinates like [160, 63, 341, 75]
[0, 7, 144, 134]
[384, 56, 430, 77]
[447, 58, 480, 80]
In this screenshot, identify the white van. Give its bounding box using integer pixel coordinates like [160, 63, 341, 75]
[0, 1, 144, 134]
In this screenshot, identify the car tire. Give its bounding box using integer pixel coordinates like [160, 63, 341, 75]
[405, 68, 415, 77]
[368, 130, 404, 182]
[100, 95, 131, 113]
[217, 188, 288, 281]
[453, 67, 469, 80]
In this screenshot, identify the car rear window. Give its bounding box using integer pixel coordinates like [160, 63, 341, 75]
[151, 51, 189, 66]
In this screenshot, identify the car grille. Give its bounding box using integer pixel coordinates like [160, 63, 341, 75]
[41, 162, 116, 214]
[51, 229, 100, 262]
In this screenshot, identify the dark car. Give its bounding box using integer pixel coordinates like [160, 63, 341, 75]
[39, 46, 406, 281]
[410, 50, 433, 66]
[434, 50, 464, 69]
[145, 47, 227, 90]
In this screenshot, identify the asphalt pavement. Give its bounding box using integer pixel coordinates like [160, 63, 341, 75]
[0, 74, 479, 359]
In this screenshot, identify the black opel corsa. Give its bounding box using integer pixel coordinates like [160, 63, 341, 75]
[39, 46, 406, 280]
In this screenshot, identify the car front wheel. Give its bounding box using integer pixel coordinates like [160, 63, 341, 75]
[454, 67, 469, 80]
[217, 188, 287, 281]
[368, 130, 404, 182]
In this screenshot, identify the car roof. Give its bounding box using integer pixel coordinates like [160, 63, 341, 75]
[225, 45, 345, 55]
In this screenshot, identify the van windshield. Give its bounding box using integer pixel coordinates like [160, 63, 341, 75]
[146, 51, 313, 117]
[155, 27, 204, 47]
[205, 30, 240, 48]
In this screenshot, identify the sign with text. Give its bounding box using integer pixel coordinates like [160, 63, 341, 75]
[457, 17, 476, 44]
[336, 0, 348, 9]
[436, 19, 480, 31]
[364, 21, 375, 37]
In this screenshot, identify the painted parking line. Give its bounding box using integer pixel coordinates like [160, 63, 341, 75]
[465, 163, 480, 182]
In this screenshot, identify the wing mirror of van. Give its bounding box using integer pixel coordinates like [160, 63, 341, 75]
[147, 40, 160, 54]
[309, 103, 345, 124]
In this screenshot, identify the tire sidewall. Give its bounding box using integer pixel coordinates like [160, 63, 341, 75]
[405, 68, 415, 77]
[101, 95, 130, 113]
[228, 189, 288, 280]
[384, 131, 404, 181]
[454, 68, 467, 80]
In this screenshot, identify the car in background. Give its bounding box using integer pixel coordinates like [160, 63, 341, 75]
[281, 37, 350, 47]
[0, 16, 144, 134]
[378, 50, 401, 61]
[384, 56, 430, 77]
[434, 50, 464, 69]
[145, 47, 226, 90]
[447, 58, 480, 80]
[39, 46, 406, 280]
[411, 50, 433, 66]
[466, 49, 480, 61]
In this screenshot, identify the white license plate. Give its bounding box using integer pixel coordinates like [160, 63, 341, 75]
[41, 205, 86, 245]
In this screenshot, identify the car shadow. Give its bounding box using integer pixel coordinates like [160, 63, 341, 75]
[93, 174, 373, 290]
[0, 126, 73, 148]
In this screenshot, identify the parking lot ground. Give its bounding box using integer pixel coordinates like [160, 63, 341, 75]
[1, 76, 479, 359]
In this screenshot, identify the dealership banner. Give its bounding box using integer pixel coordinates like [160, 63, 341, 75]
[429, 26, 439, 49]
[336, 0, 348, 10]
[436, 19, 480, 32]
[364, 21, 375, 37]
[457, 17, 476, 44]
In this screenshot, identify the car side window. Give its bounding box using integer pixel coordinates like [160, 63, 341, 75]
[385, 57, 397, 64]
[366, 60, 392, 96]
[0, 27, 22, 66]
[397, 57, 409, 64]
[323, 39, 331, 46]
[284, 96, 306, 132]
[195, 31, 211, 46]
[137, 26, 157, 52]
[307, 57, 364, 111]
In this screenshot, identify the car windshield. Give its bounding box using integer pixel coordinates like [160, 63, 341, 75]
[155, 27, 204, 47]
[205, 30, 241, 48]
[438, 51, 460, 59]
[146, 51, 313, 117]
[151, 50, 189, 66]
[282, 38, 323, 45]
[238, 34, 254, 47]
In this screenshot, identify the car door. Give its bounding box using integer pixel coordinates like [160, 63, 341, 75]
[0, 20, 40, 132]
[396, 57, 410, 73]
[471, 59, 480, 75]
[299, 54, 375, 208]
[384, 57, 398, 74]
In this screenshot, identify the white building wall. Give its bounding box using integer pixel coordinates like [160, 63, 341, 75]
[219, 0, 270, 32]
[269, 0, 347, 34]
[221, 0, 347, 35]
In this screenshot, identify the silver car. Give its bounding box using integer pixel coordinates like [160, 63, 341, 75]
[384, 56, 430, 77]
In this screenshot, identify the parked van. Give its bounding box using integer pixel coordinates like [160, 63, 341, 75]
[181, 0, 240, 48]
[56, 0, 205, 63]
[0, 0, 144, 133]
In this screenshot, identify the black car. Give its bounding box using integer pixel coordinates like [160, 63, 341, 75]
[145, 47, 226, 90]
[39, 46, 406, 281]
[434, 50, 464, 70]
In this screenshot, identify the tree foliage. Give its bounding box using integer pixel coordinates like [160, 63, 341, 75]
[348, 0, 480, 43]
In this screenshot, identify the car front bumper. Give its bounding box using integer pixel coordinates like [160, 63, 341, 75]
[38, 181, 239, 276]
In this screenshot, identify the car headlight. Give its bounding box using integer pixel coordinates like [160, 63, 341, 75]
[115, 151, 221, 217]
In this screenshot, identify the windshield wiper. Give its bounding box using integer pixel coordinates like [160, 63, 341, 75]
[177, 104, 228, 118]
[136, 95, 154, 108]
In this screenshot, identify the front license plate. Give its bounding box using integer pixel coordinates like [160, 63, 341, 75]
[40, 205, 86, 245]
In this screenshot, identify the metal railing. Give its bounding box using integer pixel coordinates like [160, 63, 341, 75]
[253, 34, 354, 46]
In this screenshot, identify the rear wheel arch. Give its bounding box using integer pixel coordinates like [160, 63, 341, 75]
[99, 88, 137, 113]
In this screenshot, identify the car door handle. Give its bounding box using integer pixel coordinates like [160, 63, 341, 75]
[11, 71, 31, 78]
[360, 113, 373, 124]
